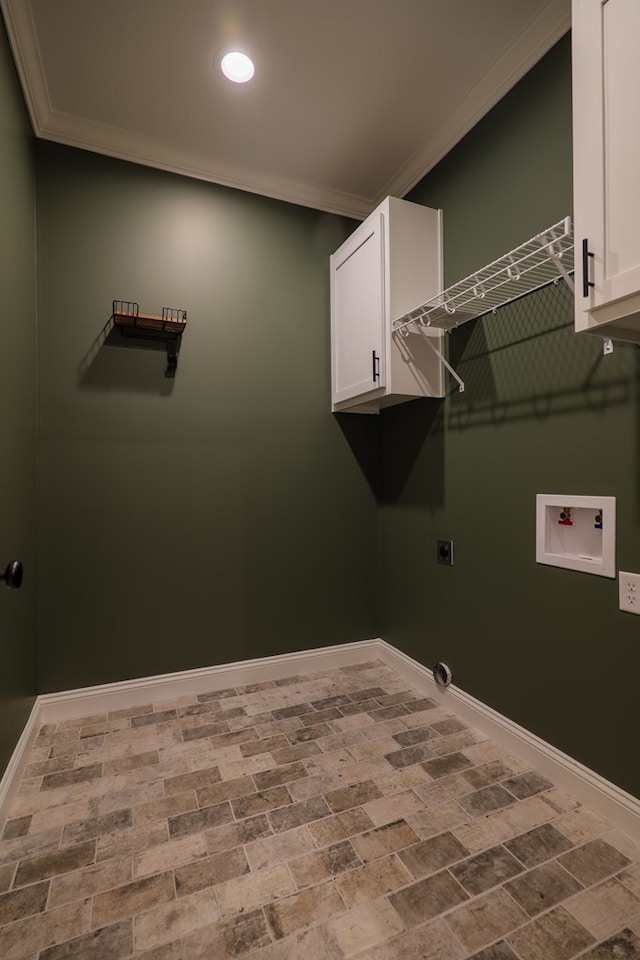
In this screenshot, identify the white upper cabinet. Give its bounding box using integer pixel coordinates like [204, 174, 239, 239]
[330, 197, 444, 414]
[573, 0, 640, 340]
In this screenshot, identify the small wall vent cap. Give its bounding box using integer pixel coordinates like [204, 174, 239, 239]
[433, 662, 452, 687]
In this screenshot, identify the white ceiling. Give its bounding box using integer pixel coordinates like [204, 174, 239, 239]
[1, 0, 570, 219]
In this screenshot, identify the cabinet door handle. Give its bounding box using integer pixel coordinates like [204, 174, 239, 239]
[372, 350, 380, 382]
[582, 238, 595, 298]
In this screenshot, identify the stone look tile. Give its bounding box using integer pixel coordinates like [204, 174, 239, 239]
[390, 868, 469, 927]
[458, 784, 517, 817]
[215, 864, 296, 919]
[324, 780, 383, 813]
[268, 796, 331, 832]
[307, 808, 375, 847]
[231, 785, 291, 819]
[0, 863, 15, 894]
[246, 825, 316, 871]
[0, 880, 49, 925]
[134, 887, 220, 952]
[445, 886, 529, 952]
[506, 905, 595, 959]
[504, 822, 574, 867]
[133, 790, 198, 826]
[468, 945, 520, 960]
[92, 871, 175, 927]
[241, 734, 290, 756]
[131, 709, 177, 728]
[451, 844, 524, 896]
[254, 762, 309, 790]
[563, 877, 640, 940]
[351, 819, 420, 863]
[368, 917, 466, 960]
[339, 757, 392, 784]
[462, 760, 516, 790]
[363, 790, 425, 827]
[265, 881, 345, 941]
[14, 840, 96, 887]
[619, 860, 640, 898]
[334, 854, 412, 908]
[4, 662, 640, 960]
[384, 744, 435, 769]
[0, 899, 92, 960]
[289, 840, 361, 889]
[103, 750, 159, 776]
[398, 831, 469, 879]
[174, 846, 249, 897]
[392, 726, 439, 748]
[579, 927, 640, 958]
[41, 764, 103, 791]
[1, 816, 32, 840]
[504, 860, 583, 916]
[61, 808, 132, 846]
[421, 752, 473, 780]
[288, 772, 345, 803]
[95, 806, 165, 848]
[181, 908, 272, 959]
[49, 856, 133, 908]
[559, 837, 631, 886]
[405, 801, 470, 839]
[553, 807, 609, 845]
[502, 771, 553, 799]
[323, 897, 404, 958]
[134, 832, 207, 878]
[163, 767, 222, 797]
[168, 800, 234, 838]
[38, 919, 133, 960]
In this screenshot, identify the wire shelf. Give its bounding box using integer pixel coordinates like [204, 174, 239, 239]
[393, 216, 574, 335]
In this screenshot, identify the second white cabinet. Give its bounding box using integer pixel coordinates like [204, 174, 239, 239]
[573, 0, 640, 340]
[330, 196, 444, 413]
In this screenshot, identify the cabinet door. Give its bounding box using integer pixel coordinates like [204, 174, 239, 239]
[331, 213, 385, 405]
[573, 0, 640, 330]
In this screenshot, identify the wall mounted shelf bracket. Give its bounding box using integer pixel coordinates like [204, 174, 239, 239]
[392, 217, 575, 393]
[111, 300, 187, 376]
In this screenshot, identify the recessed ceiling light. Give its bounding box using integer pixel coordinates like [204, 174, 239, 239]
[220, 51, 255, 84]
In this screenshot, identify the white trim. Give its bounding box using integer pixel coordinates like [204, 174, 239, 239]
[0, 0, 569, 220]
[37, 640, 383, 723]
[2, 636, 640, 842]
[0, 700, 43, 824]
[374, 640, 640, 841]
[378, 2, 571, 205]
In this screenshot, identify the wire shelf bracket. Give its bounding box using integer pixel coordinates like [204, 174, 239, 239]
[392, 216, 577, 393]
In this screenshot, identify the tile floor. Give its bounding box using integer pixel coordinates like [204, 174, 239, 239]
[1, 659, 640, 959]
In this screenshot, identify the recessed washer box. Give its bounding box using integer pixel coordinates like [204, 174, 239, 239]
[536, 494, 616, 578]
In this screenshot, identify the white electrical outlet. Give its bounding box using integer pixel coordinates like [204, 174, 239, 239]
[619, 571, 640, 614]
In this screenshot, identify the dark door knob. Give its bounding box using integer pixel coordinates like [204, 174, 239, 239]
[1, 561, 23, 589]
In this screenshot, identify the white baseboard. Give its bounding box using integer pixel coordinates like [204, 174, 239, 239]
[2, 637, 639, 842]
[374, 639, 640, 841]
[36, 639, 383, 723]
[0, 700, 43, 824]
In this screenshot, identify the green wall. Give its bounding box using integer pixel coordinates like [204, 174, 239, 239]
[35, 145, 376, 691]
[381, 35, 640, 797]
[0, 20, 37, 771]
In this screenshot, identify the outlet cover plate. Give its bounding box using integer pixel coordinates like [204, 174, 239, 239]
[437, 539, 453, 566]
[619, 570, 640, 614]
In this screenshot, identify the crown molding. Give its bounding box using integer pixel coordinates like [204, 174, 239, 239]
[377, 0, 571, 204]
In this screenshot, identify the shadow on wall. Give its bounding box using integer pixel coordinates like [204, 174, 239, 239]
[78, 321, 176, 396]
[334, 397, 445, 506]
[446, 281, 634, 429]
[333, 281, 640, 509]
